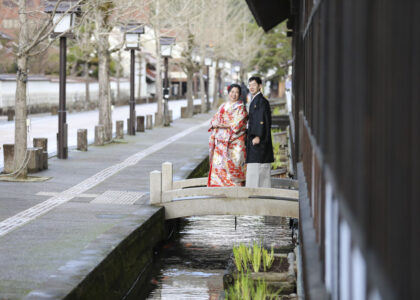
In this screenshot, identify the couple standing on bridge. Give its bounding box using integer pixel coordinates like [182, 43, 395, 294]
[208, 76, 274, 188]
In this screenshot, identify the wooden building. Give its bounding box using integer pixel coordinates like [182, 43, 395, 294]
[246, 0, 419, 299]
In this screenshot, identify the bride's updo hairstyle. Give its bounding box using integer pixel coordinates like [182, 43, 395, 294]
[227, 83, 242, 96]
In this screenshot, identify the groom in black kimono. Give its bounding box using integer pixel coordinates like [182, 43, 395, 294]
[245, 76, 274, 188]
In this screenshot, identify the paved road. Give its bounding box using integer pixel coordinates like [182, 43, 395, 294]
[0, 99, 205, 169]
[0, 112, 211, 299]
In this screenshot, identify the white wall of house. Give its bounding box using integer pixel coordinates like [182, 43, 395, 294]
[323, 178, 379, 300]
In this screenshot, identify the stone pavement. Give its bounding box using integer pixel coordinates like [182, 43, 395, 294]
[0, 112, 212, 299]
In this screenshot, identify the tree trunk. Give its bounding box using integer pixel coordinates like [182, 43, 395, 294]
[13, 0, 29, 178]
[199, 66, 206, 113]
[70, 61, 78, 76]
[116, 55, 121, 104]
[137, 52, 142, 101]
[212, 59, 220, 110]
[154, 29, 163, 126]
[186, 68, 194, 117]
[193, 75, 198, 98]
[84, 61, 90, 103]
[13, 56, 28, 177]
[98, 45, 112, 142]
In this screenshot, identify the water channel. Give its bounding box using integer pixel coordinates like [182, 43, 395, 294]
[134, 215, 293, 299]
[129, 139, 295, 299]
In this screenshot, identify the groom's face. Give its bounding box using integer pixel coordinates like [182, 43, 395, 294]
[248, 80, 261, 95]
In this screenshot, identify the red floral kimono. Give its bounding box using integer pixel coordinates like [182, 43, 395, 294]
[208, 101, 248, 187]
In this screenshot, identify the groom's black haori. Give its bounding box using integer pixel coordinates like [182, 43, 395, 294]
[245, 81, 274, 164]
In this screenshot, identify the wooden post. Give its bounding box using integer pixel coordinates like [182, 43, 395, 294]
[150, 170, 162, 204]
[27, 147, 43, 173]
[136, 116, 145, 132]
[77, 129, 88, 151]
[3, 144, 14, 174]
[181, 107, 188, 118]
[116, 120, 124, 139]
[51, 106, 58, 115]
[127, 118, 132, 132]
[33, 138, 48, 170]
[7, 109, 14, 121]
[169, 110, 173, 123]
[94, 125, 104, 146]
[33, 138, 47, 152]
[161, 162, 173, 195]
[146, 115, 153, 130]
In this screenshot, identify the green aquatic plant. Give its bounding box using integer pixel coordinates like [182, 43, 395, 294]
[253, 279, 267, 299]
[232, 245, 244, 272]
[228, 243, 283, 299]
[252, 241, 262, 272]
[272, 107, 281, 116]
[234, 242, 275, 273]
[233, 243, 252, 272]
[226, 275, 280, 300]
[226, 272, 252, 300]
[262, 245, 275, 271]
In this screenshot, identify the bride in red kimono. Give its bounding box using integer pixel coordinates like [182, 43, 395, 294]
[208, 84, 248, 187]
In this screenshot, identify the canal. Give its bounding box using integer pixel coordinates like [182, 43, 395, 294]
[130, 215, 293, 299]
[128, 120, 295, 299]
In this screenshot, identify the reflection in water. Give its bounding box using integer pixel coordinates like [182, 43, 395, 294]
[142, 215, 292, 299]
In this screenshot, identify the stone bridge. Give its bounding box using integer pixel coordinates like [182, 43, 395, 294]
[149, 162, 299, 220]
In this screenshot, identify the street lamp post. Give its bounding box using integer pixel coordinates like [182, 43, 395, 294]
[45, 1, 79, 159]
[204, 57, 212, 112]
[160, 37, 175, 127]
[123, 23, 144, 135]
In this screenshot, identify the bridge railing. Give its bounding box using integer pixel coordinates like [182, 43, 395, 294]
[149, 162, 299, 219]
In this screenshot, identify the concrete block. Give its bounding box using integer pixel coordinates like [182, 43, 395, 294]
[136, 116, 145, 132]
[28, 147, 43, 173]
[193, 104, 201, 115]
[146, 115, 153, 130]
[161, 162, 173, 193]
[3, 144, 14, 174]
[169, 110, 173, 123]
[33, 138, 48, 152]
[150, 170, 162, 204]
[94, 125, 104, 146]
[78, 129, 88, 151]
[116, 120, 124, 139]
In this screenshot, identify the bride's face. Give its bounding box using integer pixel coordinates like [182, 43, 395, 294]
[229, 87, 240, 102]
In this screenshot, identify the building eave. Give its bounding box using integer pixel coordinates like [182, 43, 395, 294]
[245, 0, 290, 32]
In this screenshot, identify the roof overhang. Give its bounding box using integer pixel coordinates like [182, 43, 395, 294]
[245, 0, 290, 32]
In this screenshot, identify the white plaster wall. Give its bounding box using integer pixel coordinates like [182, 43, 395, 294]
[0, 79, 131, 109]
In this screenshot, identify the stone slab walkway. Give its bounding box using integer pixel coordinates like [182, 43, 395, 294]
[0, 112, 211, 299]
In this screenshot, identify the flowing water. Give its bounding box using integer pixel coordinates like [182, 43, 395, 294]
[138, 215, 293, 299]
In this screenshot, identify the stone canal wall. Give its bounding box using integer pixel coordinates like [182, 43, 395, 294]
[63, 208, 166, 300]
